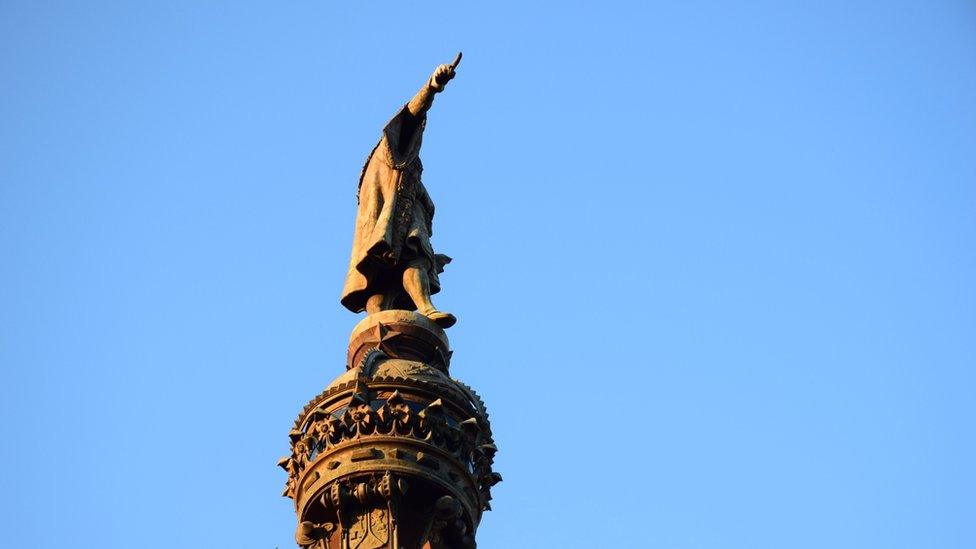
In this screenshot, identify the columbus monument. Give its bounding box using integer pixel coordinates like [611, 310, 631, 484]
[279, 54, 501, 549]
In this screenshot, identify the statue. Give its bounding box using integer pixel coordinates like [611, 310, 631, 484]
[285, 60, 502, 541]
[340, 54, 462, 328]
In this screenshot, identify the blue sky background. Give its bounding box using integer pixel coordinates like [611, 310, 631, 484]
[2, 1, 974, 547]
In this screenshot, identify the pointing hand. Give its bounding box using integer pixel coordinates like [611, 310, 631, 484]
[429, 52, 462, 92]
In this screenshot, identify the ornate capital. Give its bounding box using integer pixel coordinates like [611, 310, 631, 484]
[281, 311, 498, 548]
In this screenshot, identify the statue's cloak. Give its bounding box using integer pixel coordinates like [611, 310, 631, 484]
[340, 106, 448, 313]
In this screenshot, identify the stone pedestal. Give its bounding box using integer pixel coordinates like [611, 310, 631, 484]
[280, 311, 499, 549]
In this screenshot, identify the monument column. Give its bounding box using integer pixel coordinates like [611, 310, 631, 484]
[279, 55, 500, 549]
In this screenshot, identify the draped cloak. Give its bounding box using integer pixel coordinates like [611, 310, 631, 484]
[340, 105, 450, 313]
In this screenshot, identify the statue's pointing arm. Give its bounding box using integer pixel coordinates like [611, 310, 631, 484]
[407, 57, 460, 117]
[387, 55, 460, 163]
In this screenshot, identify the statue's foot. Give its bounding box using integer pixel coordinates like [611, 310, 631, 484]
[421, 309, 457, 329]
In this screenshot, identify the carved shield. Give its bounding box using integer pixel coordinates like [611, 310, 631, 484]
[348, 508, 389, 549]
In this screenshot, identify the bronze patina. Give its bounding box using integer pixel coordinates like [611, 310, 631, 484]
[340, 54, 463, 329]
[281, 55, 500, 549]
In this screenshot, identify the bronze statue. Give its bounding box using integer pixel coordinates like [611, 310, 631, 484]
[340, 54, 462, 328]
[284, 54, 499, 549]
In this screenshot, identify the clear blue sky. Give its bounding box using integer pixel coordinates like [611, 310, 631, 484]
[2, 1, 974, 548]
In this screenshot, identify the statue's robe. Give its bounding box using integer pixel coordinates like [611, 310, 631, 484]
[340, 105, 449, 313]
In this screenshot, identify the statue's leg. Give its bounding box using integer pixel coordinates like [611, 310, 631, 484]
[402, 259, 435, 313]
[364, 264, 403, 314]
[365, 294, 385, 314]
[403, 259, 456, 328]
